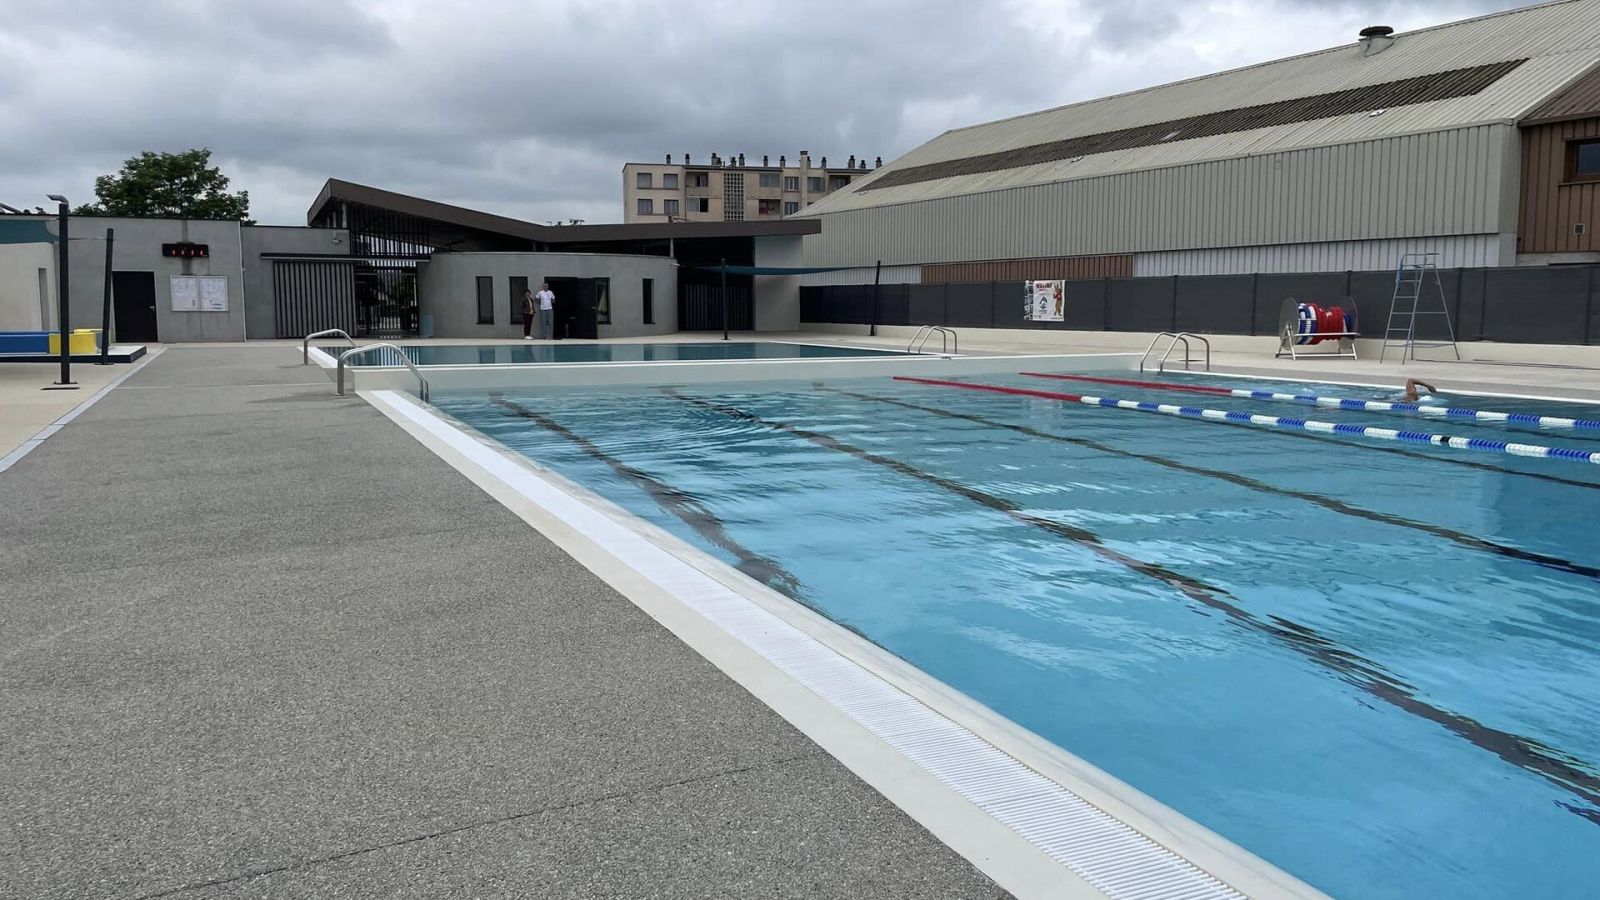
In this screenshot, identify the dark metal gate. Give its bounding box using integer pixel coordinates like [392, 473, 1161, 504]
[272, 259, 358, 338]
[354, 262, 419, 338]
[679, 283, 752, 331]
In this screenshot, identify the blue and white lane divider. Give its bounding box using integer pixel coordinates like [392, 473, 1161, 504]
[897, 377, 1600, 465]
[1021, 372, 1600, 431]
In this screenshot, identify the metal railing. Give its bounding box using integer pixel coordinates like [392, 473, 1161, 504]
[1138, 332, 1210, 374]
[336, 343, 430, 401]
[907, 325, 959, 355]
[303, 328, 356, 364]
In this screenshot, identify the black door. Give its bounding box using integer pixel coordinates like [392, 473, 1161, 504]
[548, 277, 598, 340]
[112, 271, 158, 343]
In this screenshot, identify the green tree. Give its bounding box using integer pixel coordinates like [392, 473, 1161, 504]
[75, 149, 252, 221]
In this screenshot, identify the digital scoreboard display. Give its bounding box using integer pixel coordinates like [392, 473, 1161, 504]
[162, 242, 209, 259]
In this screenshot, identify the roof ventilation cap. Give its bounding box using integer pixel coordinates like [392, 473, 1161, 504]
[1359, 25, 1396, 57]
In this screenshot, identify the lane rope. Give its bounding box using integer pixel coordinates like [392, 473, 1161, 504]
[893, 376, 1600, 466]
[1020, 372, 1600, 432]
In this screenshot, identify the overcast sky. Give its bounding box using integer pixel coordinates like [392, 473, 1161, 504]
[3, 0, 1530, 226]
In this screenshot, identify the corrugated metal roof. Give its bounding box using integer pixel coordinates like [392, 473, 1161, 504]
[1523, 59, 1600, 121]
[806, 0, 1600, 215]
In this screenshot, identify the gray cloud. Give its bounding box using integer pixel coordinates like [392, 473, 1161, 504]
[1, 0, 1538, 224]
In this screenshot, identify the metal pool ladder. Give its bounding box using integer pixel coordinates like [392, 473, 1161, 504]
[302, 328, 356, 364]
[908, 326, 958, 355]
[337, 343, 430, 401]
[1138, 332, 1210, 373]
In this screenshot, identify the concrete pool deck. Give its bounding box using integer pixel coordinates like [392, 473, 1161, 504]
[0, 346, 1011, 899]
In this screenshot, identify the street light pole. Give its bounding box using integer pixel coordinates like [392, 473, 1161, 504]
[47, 194, 75, 388]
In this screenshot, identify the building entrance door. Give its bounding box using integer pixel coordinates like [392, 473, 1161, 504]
[112, 271, 159, 343]
[547, 277, 598, 339]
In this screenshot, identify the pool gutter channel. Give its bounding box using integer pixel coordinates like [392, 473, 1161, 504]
[364, 388, 1334, 900]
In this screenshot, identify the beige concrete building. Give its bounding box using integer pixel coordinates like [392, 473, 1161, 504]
[623, 151, 877, 223]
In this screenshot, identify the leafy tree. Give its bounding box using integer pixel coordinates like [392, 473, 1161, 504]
[74, 149, 251, 222]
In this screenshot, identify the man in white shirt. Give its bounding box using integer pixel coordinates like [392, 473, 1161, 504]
[536, 283, 556, 340]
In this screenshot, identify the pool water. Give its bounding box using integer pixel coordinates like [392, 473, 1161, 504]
[435, 371, 1600, 900]
[329, 341, 907, 366]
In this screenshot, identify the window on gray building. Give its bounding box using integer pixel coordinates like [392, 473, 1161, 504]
[595, 277, 611, 325]
[758, 199, 779, 216]
[664, 199, 679, 216]
[476, 276, 494, 325]
[1571, 140, 1600, 182]
[663, 173, 678, 189]
[759, 172, 780, 188]
[784, 176, 798, 192]
[783, 201, 799, 215]
[636, 198, 653, 215]
[807, 177, 824, 192]
[636, 172, 652, 188]
[642, 278, 654, 325]
[690, 173, 710, 187]
[693, 198, 709, 213]
[831, 177, 850, 189]
[509, 275, 528, 324]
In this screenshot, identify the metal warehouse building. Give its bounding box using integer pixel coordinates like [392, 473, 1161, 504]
[797, 0, 1600, 282]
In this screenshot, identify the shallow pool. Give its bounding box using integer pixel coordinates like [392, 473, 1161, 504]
[436, 371, 1600, 900]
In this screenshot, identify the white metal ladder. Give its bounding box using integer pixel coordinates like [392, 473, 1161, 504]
[336, 343, 431, 401]
[907, 325, 958, 355]
[1138, 332, 1210, 374]
[1380, 253, 1460, 364]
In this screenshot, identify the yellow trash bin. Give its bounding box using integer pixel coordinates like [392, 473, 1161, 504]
[47, 331, 100, 354]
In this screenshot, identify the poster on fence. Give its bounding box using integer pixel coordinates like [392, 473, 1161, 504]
[1024, 279, 1065, 322]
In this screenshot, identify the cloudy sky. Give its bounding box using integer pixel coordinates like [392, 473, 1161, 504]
[3, 0, 1531, 225]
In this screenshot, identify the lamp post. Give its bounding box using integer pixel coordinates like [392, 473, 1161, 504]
[47, 194, 75, 388]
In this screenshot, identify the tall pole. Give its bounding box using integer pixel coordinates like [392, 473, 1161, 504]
[98, 227, 115, 365]
[720, 258, 729, 341]
[48, 195, 74, 388]
[870, 259, 882, 338]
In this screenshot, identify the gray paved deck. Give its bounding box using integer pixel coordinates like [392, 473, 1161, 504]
[0, 346, 1007, 900]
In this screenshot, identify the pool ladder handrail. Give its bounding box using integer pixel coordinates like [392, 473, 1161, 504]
[1138, 332, 1211, 374]
[303, 328, 356, 364]
[907, 325, 958, 356]
[336, 343, 430, 402]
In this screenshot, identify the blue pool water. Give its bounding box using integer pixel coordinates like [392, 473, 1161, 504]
[434, 371, 1600, 900]
[330, 341, 906, 366]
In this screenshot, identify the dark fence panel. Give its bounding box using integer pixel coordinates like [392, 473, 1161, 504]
[1175, 275, 1255, 335]
[945, 282, 995, 327]
[1106, 277, 1174, 332]
[272, 259, 358, 339]
[681, 283, 752, 330]
[800, 263, 1600, 344]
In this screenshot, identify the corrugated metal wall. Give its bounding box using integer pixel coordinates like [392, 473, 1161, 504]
[1520, 117, 1600, 253]
[799, 264, 922, 286]
[922, 255, 1132, 283]
[1134, 233, 1509, 275]
[803, 125, 1519, 270]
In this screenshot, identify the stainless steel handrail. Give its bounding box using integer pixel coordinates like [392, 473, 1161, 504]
[336, 343, 430, 401]
[303, 328, 356, 364]
[1138, 332, 1210, 373]
[907, 326, 958, 355]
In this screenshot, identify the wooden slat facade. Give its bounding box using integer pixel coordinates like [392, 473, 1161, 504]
[921, 255, 1132, 284]
[1519, 117, 1600, 255]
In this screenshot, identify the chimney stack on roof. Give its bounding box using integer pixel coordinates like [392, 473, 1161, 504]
[847, 154, 855, 169]
[738, 153, 745, 166]
[666, 154, 672, 164]
[1358, 25, 1395, 57]
[763, 154, 769, 166]
[875, 156, 882, 168]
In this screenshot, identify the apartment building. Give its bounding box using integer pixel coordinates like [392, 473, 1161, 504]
[623, 151, 879, 223]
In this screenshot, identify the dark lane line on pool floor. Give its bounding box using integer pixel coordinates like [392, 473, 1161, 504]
[819, 387, 1600, 583]
[665, 388, 1600, 825]
[489, 394, 804, 598]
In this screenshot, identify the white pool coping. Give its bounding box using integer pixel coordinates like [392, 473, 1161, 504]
[364, 387, 1335, 900]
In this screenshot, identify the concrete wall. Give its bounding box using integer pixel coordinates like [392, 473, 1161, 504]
[60, 216, 247, 342]
[416, 252, 677, 339]
[0, 239, 55, 331]
[240, 225, 348, 339]
[752, 235, 802, 331]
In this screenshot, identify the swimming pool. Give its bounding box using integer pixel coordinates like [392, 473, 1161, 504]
[433, 370, 1600, 900]
[329, 341, 910, 366]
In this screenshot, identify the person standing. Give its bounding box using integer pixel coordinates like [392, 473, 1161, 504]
[536, 282, 556, 340]
[522, 288, 536, 339]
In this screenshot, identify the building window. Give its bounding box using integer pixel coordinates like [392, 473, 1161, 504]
[690, 173, 709, 187]
[831, 177, 850, 190]
[663, 173, 678, 189]
[637, 198, 653, 215]
[509, 275, 528, 325]
[693, 198, 709, 213]
[759, 172, 780, 188]
[784, 176, 799, 192]
[807, 176, 824, 192]
[1569, 140, 1600, 182]
[636, 172, 652, 188]
[783, 201, 799, 215]
[758, 198, 779, 216]
[595, 277, 611, 325]
[476, 276, 494, 325]
[664, 199, 680, 216]
[642, 278, 654, 325]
